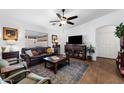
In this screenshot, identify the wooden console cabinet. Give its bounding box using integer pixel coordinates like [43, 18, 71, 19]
[2, 51, 19, 63]
[65, 44, 86, 60]
[116, 32, 124, 77]
[120, 32, 124, 50]
[2, 51, 19, 59]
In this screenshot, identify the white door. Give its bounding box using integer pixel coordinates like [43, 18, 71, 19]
[96, 26, 120, 59]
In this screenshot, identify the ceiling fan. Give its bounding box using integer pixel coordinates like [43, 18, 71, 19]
[50, 9, 78, 26]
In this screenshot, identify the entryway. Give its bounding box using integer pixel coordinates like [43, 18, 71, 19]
[96, 25, 120, 59]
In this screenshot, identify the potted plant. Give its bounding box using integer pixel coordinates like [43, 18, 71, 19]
[87, 44, 95, 61]
[115, 22, 124, 38]
[115, 23, 124, 50]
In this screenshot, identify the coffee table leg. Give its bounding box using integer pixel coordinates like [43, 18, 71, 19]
[54, 63, 57, 74]
[67, 57, 70, 65]
[45, 62, 47, 68]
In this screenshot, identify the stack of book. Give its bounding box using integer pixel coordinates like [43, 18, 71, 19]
[51, 56, 60, 60]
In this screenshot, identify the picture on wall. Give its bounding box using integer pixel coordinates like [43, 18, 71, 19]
[52, 35, 58, 43]
[3, 27, 18, 40]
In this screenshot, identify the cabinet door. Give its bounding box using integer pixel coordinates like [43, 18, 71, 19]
[121, 52, 124, 66]
[120, 33, 124, 49]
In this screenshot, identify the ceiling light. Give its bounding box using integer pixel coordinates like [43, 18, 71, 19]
[60, 20, 66, 25]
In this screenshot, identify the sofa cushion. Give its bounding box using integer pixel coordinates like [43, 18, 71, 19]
[27, 73, 45, 81]
[0, 59, 9, 68]
[32, 50, 39, 56]
[36, 48, 44, 54]
[36, 49, 42, 54]
[30, 56, 41, 61]
[18, 78, 37, 84]
[30, 53, 52, 61]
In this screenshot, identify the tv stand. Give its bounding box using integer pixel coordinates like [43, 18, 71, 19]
[65, 44, 86, 60]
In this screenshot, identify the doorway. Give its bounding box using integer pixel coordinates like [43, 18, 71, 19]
[96, 25, 120, 59]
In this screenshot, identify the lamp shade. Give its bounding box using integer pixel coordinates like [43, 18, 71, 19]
[60, 20, 66, 25]
[6, 40, 16, 45]
[54, 39, 58, 43]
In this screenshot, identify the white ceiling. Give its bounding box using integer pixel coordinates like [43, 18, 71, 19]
[0, 9, 118, 30]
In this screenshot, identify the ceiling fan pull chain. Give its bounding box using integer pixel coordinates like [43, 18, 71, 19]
[62, 9, 65, 17]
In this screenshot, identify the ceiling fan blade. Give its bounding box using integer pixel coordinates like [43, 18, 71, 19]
[52, 23, 56, 25]
[67, 16, 78, 20]
[50, 20, 60, 23]
[67, 21, 74, 25]
[62, 9, 65, 13]
[56, 13, 61, 19]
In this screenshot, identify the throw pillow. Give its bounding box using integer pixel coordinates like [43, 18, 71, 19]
[36, 48, 42, 55]
[47, 48, 52, 54]
[0, 59, 9, 68]
[32, 50, 38, 56]
[25, 50, 33, 57]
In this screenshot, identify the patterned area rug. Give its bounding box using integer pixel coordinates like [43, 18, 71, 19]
[30, 61, 89, 84]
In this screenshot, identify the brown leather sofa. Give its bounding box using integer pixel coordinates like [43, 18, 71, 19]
[20, 46, 55, 67]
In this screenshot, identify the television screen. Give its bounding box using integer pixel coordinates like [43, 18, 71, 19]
[68, 35, 82, 44]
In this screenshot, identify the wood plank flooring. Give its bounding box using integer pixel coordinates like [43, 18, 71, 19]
[72, 57, 124, 84]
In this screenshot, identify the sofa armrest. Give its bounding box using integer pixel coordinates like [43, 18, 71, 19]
[27, 72, 51, 84]
[4, 79, 12, 84]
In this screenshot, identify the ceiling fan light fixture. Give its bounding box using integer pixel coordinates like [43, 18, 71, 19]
[50, 9, 78, 26]
[60, 20, 66, 25]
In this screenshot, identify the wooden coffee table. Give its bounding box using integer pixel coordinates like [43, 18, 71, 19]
[43, 54, 70, 74]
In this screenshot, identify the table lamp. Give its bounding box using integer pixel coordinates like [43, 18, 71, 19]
[6, 40, 16, 52]
[54, 39, 58, 45]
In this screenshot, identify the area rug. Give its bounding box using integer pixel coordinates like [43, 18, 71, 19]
[30, 61, 89, 84]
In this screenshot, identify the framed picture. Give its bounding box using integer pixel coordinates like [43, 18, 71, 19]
[52, 35, 58, 43]
[3, 27, 18, 40]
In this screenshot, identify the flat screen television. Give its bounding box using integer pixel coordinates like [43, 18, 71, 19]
[68, 35, 82, 44]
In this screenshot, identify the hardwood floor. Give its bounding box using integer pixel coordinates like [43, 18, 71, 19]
[72, 57, 124, 84]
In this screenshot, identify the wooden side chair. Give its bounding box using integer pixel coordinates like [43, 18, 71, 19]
[0, 59, 27, 79]
[3, 70, 51, 84]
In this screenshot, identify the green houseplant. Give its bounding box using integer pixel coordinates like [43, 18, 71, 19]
[115, 22, 124, 38]
[87, 44, 95, 61]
